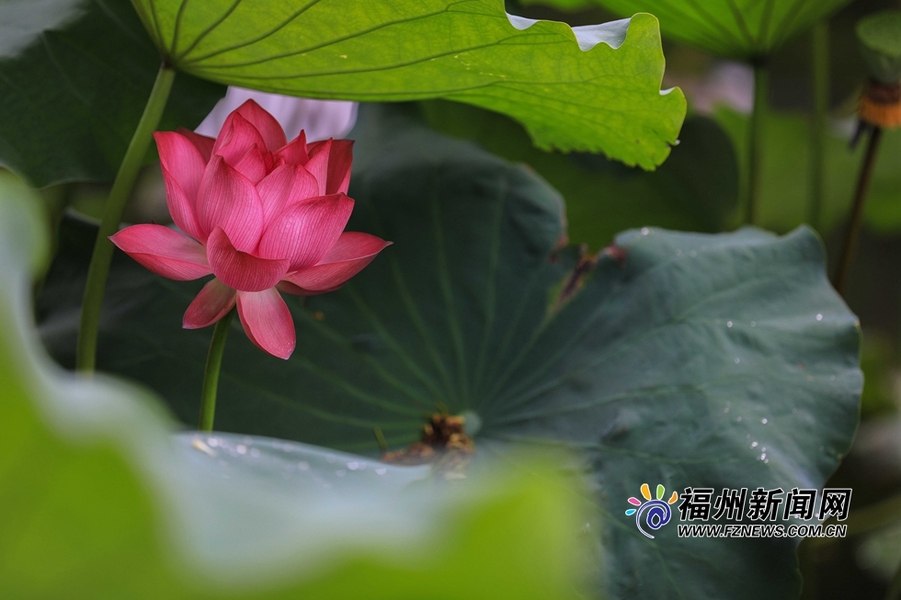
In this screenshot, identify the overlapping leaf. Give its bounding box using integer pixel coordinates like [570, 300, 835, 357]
[420, 100, 739, 249]
[522, 0, 852, 59]
[0, 173, 588, 600]
[128, 0, 685, 168]
[39, 106, 861, 598]
[0, 0, 225, 187]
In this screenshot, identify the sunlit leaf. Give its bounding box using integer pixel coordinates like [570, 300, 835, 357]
[128, 0, 686, 168]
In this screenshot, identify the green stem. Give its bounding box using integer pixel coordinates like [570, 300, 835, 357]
[75, 63, 176, 373]
[746, 60, 769, 226]
[834, 125, 883, 295]
[809, 21, 829, 230]
[198, 310, 235, 432]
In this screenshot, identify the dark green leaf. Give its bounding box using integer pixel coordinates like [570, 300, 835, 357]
[39, 105, 861, 599]
[521, 0, 852, 59]
[129, 0, 685, 168]
[0, 0, 225, 187]
[0, 174, 588, 600]
[420, 100, 739, 249]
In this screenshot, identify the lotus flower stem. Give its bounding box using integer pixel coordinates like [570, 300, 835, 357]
[834, 125, 883, 295]
[746, 60, 769, 226]
[198, 308, 234, 431]
[76, 63, 176, 372]
[808, 21, 830, 231]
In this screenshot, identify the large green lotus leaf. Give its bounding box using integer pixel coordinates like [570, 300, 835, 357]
[714, 106, 901, 235]
[1, 175, 588, 599]
[521, 0, 852, 59]
[39, 106, 861, 598]
[128, 0, 685, 169]
[419, 99, 739, 250]
[0, 0, 224, 187]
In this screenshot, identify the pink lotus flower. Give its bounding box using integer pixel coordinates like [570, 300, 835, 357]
[110, 100, 390, 359]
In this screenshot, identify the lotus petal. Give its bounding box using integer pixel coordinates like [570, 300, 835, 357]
[110, 224, 210, 281]
[309, 138, 353, 194]
[236, 288, 295, 359]
[177, 127, 215, 162]
[257, 163, 319, 224]
[206, 227, 289, 292]
[303, 139, 332, 196]
[154, 131, 206, 202]
[196, 156, 263, 252]
[232, 145, 269, 184]
[282, 232, 390, 293]
[235, 99, 288, 152]
[183, 278, 237, 329]
[275, 131, 309, 166]
[213, 112, 267, 168]
[257, 194, 354, 269]
[159, 165, 204, 241]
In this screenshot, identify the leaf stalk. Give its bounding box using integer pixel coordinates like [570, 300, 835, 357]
[76, 63, 176, 372]
[746, 59, 769, 226]
[808, 21, 829, 230]
[834, 124, 883, 295]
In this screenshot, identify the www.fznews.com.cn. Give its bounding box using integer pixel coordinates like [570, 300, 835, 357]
[677, 522, 847, 538]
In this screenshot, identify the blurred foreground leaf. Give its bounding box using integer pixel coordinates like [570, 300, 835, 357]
[0, 0, 224, 187]
[129, 0, 685, 168]
[0, 175, 587, 599]
[39, 106, 862, 598]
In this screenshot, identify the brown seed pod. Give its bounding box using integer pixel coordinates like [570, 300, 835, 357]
[860, 79, 901, 129]
[381, 413, 475, 477]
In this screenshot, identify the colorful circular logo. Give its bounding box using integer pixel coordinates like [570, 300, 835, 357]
[626, 483, 679, 539]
